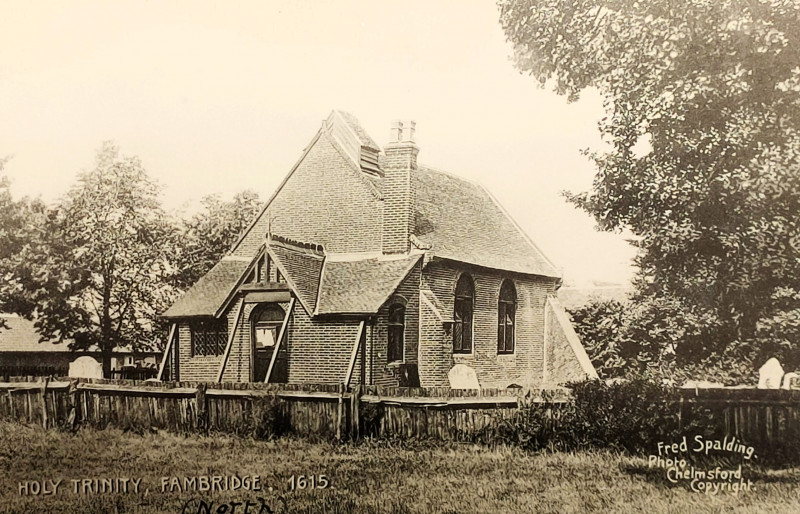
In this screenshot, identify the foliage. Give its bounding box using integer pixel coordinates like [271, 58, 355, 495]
[0, 162, 49, 328]
[171, 190, 262, 289]
[3, 142, 178, 376]
[499, 0, 800, 376]
[568, 299, 627, 378]
[248, 394, 289, 440]
[487, 379, 685, 453]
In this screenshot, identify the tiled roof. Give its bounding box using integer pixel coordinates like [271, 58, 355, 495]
[162, 257, 251, 318]
[268, 238, 325, 313]
[414, 166, 559, 277]
[316, 255, 421, 315]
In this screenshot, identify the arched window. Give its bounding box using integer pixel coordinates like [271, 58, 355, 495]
[387, 304, 405, 363]
[498, 280, 516, 354]
[251, 304, 285, 349]
[453, 274, 474, 353]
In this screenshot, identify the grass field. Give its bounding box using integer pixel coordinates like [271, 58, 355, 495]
[1, 422, 800, 513]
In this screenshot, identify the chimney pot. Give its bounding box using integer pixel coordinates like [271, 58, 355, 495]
[390, 120, 404, 143]
[404, 120, 416, 143]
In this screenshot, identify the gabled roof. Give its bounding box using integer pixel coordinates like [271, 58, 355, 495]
[316, 254, 421, 315]
[267, 236, 325, 314]
[414, 165, 559, 277]
[162, 257, 251, 318]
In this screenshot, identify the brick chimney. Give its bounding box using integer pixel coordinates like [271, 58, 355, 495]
[382, 120, 418, 254]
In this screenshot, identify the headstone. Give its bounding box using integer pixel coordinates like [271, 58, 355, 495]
[69, 356, 102, 379]
[758, 358, 784, 389]
[448, 364, 480, 389]
[781, 372, 799, 390]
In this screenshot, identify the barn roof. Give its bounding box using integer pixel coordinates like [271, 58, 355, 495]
[0, 315, 159, 354]
[0, 315, 71, 352]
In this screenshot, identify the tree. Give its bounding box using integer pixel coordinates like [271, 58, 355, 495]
[500, 0, 800, 376]
[7, 142, 178, 377]
[568, 299, 627, 378]
[171, 191, 262, 289]
[0, 159, 48, 327]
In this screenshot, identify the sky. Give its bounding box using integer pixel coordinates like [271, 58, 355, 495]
[0, 0, 637, 286]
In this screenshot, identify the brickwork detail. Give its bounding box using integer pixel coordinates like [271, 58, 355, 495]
[233, 131, 382, 257]
[420, 261, 557, 388]
[418, 290, 453, 387]
[285, 302, 363, 385]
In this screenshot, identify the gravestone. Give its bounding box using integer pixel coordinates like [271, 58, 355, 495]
[448, 364, 480, 389]
[69, 356, 102, 379]
[781, 372, 799, 390]
[757, 358, 784, 389]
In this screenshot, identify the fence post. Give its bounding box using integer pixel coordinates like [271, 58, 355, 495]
[336, 383, 345, 441]
[40, 377, 50, 429]
[351, 384, 361, 440]
[196, 384, 208, 433]
[66, 380, 79, 430]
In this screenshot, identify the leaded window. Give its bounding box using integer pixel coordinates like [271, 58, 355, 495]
[190, 319, 228, 356]
[453, 274, 474, 354]
[388, 304, 405, 363]
[498, 280, 516, 354]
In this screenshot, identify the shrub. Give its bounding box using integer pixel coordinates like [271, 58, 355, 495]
[488, 378, 710, 455]
[249, 393, 289, 440]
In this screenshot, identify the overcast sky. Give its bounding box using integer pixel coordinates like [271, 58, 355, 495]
[1, 0, 636, 286]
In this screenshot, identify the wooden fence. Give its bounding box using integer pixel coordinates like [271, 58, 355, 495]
[2, 378, 800, 451]
[0, 378, 544, 441]
[678, 388, 800, 455]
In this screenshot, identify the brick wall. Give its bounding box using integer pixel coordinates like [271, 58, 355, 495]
[369, 262, 421, 387]
[418, 291, 453, 387]
[233, 130, 383, 257]
[420, 260, 557, 388]
[284, 303, 363, 385]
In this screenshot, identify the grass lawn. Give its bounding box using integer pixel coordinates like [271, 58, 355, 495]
[1, 421, 800, 513]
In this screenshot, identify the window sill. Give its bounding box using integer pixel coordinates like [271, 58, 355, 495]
[386, 361, 405, 369]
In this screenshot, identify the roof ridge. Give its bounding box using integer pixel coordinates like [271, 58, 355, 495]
[269, 233, 325, 256]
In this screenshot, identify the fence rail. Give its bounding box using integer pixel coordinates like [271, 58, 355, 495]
[2, 378, 800, 449]
[0, 378, 543, 440]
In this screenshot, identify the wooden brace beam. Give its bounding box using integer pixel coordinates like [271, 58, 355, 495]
[217, 298, 245, 383]
[344, 320, 366, 389]
[157, 323, 177, 381]
[264, 297, 296, 383]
